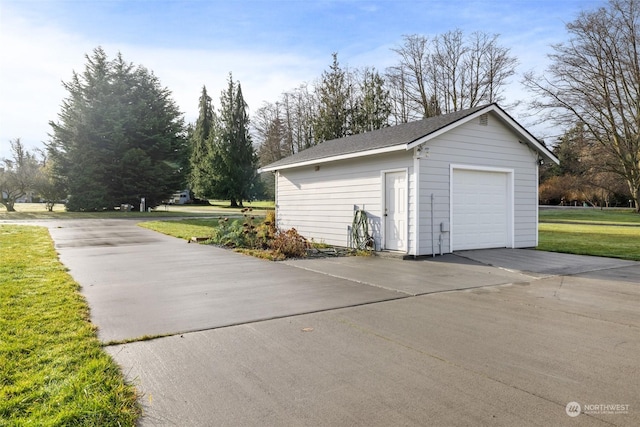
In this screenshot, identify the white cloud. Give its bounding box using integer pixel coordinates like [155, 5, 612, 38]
[125, 47, 324, 120]
[0, 8, 325, 159]
[0, 9, 95, 157]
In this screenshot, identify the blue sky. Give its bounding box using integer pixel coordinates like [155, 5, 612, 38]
[0, 0, 605, 159]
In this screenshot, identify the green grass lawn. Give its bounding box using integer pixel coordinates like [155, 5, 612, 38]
[139, 218, 239, 240]
[539, 207, 640, 225]
[0, 201, 273, 220]
[538, 208, 640, 260]
[0, 225, 139, 426]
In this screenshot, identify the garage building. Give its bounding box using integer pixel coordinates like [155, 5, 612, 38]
[260, 103, 559, 257]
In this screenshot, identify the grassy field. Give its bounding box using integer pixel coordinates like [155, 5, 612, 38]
[0, 225, 139, 426]
[0, 200, 274, 220]
[139, 218, 239, 240]
[158, 200, 273, 216]
[538, 208, 640, 260]
[539, 207, 640, 225]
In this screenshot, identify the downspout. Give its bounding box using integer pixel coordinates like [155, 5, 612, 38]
[413, 155, 421, 258]
[431, 193, 435, 257]
[535, 159, 539, 247]
[274, 170, 279, 228]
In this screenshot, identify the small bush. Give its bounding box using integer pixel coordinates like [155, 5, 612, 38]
[148, 213, 314, 260]
[203, 217, 248, 247]
[240, 208, 259, 248]
[270, 228, 310, 258]
[264, 210, 276, 226]
[255, 210, 277, 249]
[218, 219, 248, 247]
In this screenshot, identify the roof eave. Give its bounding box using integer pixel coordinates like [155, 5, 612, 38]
[405, 104, 560, 165]
[490, 107, 560, 165]
[259, 144, 406, 172]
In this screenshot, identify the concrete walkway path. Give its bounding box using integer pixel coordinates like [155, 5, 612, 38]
[458, 247, 638, 277]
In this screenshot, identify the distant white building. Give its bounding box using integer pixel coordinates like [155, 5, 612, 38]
[169, 190, 191, 205]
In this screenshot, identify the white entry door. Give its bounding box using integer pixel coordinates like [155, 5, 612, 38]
[384, 171, 407, 251]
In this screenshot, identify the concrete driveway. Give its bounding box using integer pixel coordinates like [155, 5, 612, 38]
[35, 219, 640, 425]
[46, 219, 403, 343]
[45, 219, 540, 343]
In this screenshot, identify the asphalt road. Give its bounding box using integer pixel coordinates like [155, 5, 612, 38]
[30, 219, 640, 426]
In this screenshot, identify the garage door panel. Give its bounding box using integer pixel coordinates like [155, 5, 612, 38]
[452, 169, 510, 251]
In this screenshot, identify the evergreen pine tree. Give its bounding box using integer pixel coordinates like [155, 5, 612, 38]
[353, 68, 391, 133]
[314, 53, 352, 142]
[210, 73, 258, 207]
[48, 47, 186, 211]
[189, 86, 217, 198]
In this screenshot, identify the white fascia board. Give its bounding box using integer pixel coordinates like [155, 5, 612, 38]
[259, 144, 406, 172]
[489, 107, 559, 165]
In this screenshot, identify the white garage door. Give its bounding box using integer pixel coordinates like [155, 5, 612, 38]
[452, 169, 511, 251]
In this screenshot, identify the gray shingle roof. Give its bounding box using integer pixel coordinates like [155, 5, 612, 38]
[261, 104, 492, 171]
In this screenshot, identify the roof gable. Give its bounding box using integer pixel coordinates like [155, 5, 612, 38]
[260, 103, 558, 172]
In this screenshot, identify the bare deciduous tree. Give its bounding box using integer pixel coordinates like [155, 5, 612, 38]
[387, 30, 517, 119]
[524, 0, 640, 211]
[254, 101, 290, 166]
[388, 34, 439, 120]
[386, 65, 414, 125]
[465, 31, 518, 106]
[0, 139, 41, 211]
[433, 29, 467, 113]
[281, 83, 317, 153]
[33, 154, 67, 212]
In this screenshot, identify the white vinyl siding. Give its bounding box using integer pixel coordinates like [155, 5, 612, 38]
[417, 113, 539, 255]
[276, 151, 414, 251]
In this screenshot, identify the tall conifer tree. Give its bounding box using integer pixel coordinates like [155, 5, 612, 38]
[314, 53, 352, 142]
[211, 73, 258, 207]
[353, 68, 391, 133]
[48, 47, 186, 211]
[189, 86, 217, 198]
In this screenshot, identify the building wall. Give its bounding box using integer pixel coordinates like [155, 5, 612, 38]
[416, 112, 539, 255]
[276, 151, 415, 251]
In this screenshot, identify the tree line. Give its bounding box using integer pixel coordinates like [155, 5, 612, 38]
[1, 0, 638, 212]
[531, 0, 639, 210]
[254, 29, 518, 168]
